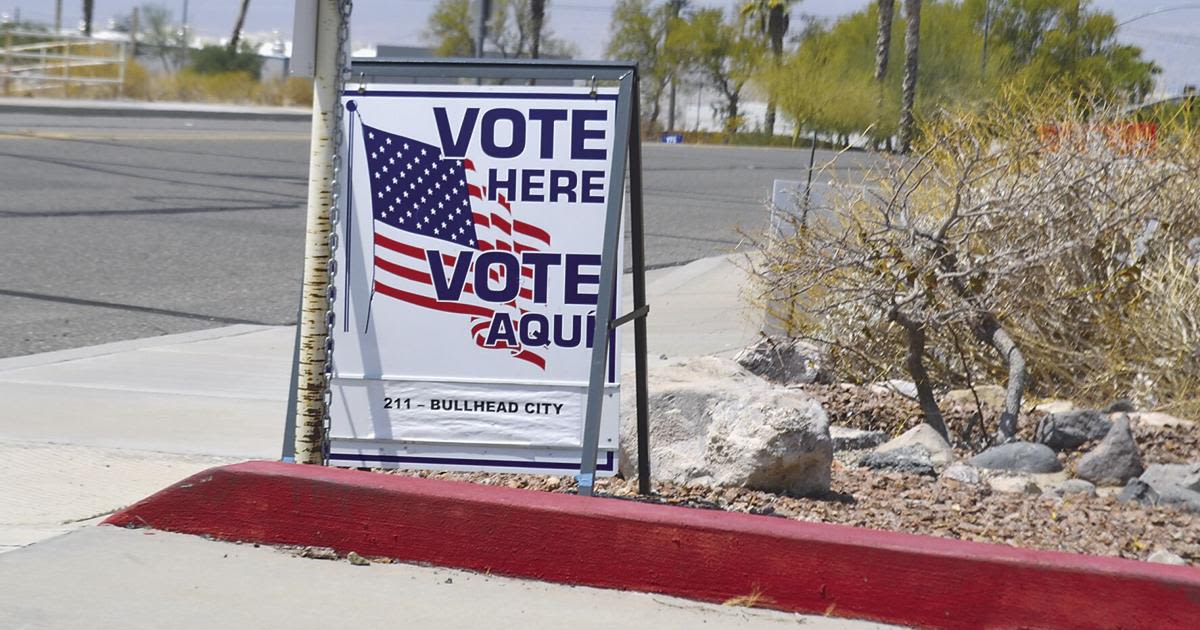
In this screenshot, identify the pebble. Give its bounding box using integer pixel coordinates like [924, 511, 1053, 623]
[1147, 548, 1187, 565]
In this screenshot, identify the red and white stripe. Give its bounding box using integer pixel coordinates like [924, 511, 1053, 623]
[368, 159, 553, 369]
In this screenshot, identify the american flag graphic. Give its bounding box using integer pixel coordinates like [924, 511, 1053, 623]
[360, 122, 553, 369]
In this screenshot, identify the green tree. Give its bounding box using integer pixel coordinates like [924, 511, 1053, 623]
[606, 0, 687, 130]
[767, 0, 1155, 146]
[425, 0, 575, 59]
[980, 0, 1158, 101]
[426, 0, 476, 56]
[674, 8, 764, 135]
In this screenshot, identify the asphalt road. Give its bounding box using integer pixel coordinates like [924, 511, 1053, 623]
[0, 110, 871, 358]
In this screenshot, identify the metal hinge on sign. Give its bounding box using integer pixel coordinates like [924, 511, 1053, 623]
[608, 304, 649, 330]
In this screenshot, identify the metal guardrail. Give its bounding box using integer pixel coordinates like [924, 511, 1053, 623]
[2, 30, 128, 96]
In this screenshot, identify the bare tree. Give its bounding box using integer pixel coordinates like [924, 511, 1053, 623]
[753, 100, 1191, 445]
[897, 0, 920, 153]
[229, 0, 251, 53]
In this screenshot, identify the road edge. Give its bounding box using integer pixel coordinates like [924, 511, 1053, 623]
[105, 461, 1200, 630]
[0, 98, 311, 121]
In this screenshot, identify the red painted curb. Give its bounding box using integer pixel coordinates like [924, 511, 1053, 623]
[105, 461, 1200, 629]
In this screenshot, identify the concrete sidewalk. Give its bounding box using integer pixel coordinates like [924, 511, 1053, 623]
[0, 254, 859, 628]
[0, 527, 893, 629]
[0, 255, 762, 552]
[0, 96, 311, 120]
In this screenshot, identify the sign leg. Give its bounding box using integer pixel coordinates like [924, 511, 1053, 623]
[578, 70, 636, 496]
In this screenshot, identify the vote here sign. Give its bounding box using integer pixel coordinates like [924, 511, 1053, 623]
[326, 84, 624, 475]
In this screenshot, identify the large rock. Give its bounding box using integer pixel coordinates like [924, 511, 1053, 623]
[1118, 463, 1200, 513]
[1140, 462, 1200, 493]
[1035, 410, 1112, 451]
[735, 337, 828, 385]
[969, 441, 1062, 473]
[874, 423, 955, 467]
[858, 446, 935, 476]
[1075, 416, 1143, 486]
[618, 357, 833, 496]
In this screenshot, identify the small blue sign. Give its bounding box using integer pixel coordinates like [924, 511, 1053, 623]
[660, 133, 684, 144]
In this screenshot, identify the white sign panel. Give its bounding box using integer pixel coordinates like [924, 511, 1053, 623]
[327, 84, 623, 475]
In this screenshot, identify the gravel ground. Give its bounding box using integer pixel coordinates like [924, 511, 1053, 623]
[386, 464, 1200, 566]
[379, 383, 1200, 566]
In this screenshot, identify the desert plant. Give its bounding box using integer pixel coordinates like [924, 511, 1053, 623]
[752, 90, 1200, 445]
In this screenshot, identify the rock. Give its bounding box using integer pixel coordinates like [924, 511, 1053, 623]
[735, 337, 828, 385]
[1128, 463, 1200, 513]
[1117, 478, 1160, 506]
[1103, 399, 1137, 413]
[346, 551, 370, 566]
[875, 423, 955, 467]
[858, 446, 936, 477]
[1075, 416, 1144, 486]
[869, 379, 918, 399]
[297, 546, 339, 561]
[940, 463, 982, 486]
[988, 475, 1042, 495]
[969, 442, 1063, 473]
[829, 425, 890, 451]
[1035, 410, 1112, 451]
[618, 357, 833, 496]
[1031, 399, 1076, 415]
[1043, 479, 1097, 498]
[1147, 548, 1187, 566]
[1140, 463, 1200, 493]
[1132, 412, 1196, 429]
[943, 385, 1007, 410]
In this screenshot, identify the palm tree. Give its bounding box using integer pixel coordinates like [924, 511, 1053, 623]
[741, 0, 793, 136]
[82, 0, 94, 35]
[530, 0, 545, 58]
[874, 0, 895, 151]
[229, 0, 251, 53]
[897, 0, 920, 153]
[874, 0, 893, 82]
[665, 0, 688, 132]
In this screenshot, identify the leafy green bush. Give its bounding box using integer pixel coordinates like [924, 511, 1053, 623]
[188, 44, 263, 79]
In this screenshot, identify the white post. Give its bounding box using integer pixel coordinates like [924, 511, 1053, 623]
[293, 0, 345, 465]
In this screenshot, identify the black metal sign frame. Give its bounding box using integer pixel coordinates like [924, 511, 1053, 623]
[283, 57, 652, 496]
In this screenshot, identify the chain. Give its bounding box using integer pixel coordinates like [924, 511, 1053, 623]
[321, 0, 354, 466]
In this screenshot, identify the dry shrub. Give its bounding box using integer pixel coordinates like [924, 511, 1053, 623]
[753, 89, 1200, 441]
[258, 76, 314, 108]
[134, 70, 311, 107]
[148, 70, 262, 103]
